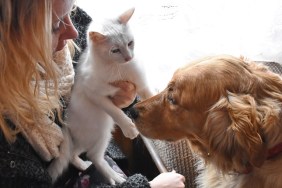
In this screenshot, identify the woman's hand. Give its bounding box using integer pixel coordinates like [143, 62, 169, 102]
[109, 81, 137, 108]
[149, 170, 185, 188]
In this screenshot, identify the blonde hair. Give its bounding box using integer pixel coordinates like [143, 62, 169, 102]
[0, 0, 61, 143]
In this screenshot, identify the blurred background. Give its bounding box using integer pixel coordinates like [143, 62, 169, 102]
[76, 0, 282, 92]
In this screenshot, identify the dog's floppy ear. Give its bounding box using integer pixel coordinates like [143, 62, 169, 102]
[224, 92, 267, 167]
[206, 91, 267, 170]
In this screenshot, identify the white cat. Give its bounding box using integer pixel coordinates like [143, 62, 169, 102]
[48, 8, 153, 185]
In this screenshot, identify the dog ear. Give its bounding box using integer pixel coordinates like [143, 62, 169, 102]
[206, 92, 267, 171]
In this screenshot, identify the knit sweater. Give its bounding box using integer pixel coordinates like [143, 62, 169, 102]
[0, 121, 51, 188]
[0, 122, 150, 188]
[0, 6, 150, 188]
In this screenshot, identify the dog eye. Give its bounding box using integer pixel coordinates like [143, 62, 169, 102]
[167, 96, 177, 105]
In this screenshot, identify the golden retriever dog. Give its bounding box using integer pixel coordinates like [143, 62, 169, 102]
[131, 55, 282, 188]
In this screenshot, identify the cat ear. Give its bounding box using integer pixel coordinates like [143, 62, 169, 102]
[89, 31, 106, 43]
[118, 7, 135, 25]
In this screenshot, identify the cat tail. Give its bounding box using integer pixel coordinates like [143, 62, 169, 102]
[47, 124, 73, 183]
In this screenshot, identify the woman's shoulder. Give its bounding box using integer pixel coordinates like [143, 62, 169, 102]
[0, 120, 52, 187]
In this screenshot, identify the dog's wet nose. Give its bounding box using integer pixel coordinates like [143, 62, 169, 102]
[129, 107, 139, 120]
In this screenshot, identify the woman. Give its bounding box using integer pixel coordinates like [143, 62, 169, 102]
[0, 0, 185, 187]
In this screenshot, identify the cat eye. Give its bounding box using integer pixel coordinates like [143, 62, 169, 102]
[111, 49, 121, 54]
[128, 41, 134, 46]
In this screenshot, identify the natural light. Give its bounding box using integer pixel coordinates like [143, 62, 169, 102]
[76, 0, 282, 92]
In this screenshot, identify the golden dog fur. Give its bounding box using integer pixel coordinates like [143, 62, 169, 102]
[132, 55, 282, 188]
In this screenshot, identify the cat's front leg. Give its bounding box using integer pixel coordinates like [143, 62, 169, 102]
[71, 155, 92, 171]
[116, 117, 139, 139]
[86, 92, 139, 139]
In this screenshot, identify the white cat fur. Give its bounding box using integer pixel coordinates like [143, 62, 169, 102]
[48, 7, 153, 185]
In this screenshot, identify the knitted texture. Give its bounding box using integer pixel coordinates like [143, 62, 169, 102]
[0, 126, 52, 187]
[71, 7, 92, 63]
[53, 44, 75, 98]
[0, 178, 50, 188]
[19, 116, 64, 162]
[150, 139, 198, 188]
[19, 43, 75, 162]
[114, 174, 150, 188]
[106, 139, 127, 160]
[258, 61, 282, 74]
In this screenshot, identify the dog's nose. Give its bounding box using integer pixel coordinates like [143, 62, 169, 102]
[129, 107, 139, 120]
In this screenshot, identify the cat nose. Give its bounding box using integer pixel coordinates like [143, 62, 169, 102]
[124, 56, 132, 62]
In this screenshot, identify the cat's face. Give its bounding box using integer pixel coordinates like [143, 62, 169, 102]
[88, 8, 136, 64]
[108, 33, 134, 63]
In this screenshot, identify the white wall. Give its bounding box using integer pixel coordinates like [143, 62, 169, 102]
[76, 0, 282, 91]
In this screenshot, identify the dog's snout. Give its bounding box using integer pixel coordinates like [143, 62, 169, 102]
[129, 107, 139, 120]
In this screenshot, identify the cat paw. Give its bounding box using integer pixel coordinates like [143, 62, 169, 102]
[114, 174, 126, 184]
[110, 172, 126, 185]
[71, 156, 91, 171]
[84, 160, 92, 168]
[108, 178, 116, 185]
[121, 123, 139, 139]
[108, 176, 125, 185]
